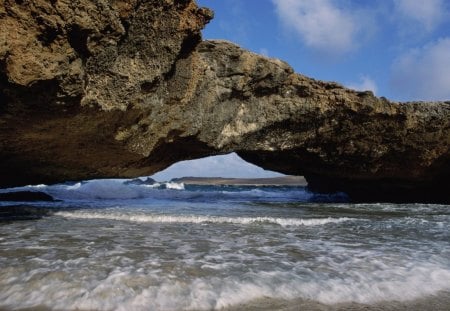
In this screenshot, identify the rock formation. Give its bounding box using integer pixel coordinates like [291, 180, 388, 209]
[1, 0, 449, 202]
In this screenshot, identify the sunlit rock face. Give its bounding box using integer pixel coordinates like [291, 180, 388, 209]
[1, 0, 449, 202]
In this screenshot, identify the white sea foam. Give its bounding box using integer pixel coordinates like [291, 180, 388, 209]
[42, 180, 186, 200]
[141, 182, 162, 188]
[165, 182, 185, 190]
[0, 178, 325, 203]
[1, 203, 450, 310]
[54, 211, 351, 227]
[2, 178, 449, 311]
[1, 261, 450, 310]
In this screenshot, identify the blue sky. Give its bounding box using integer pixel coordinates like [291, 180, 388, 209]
[151, 153, 283, 181]
[198, 0, 450, 101]
[152, 0, 450, 181]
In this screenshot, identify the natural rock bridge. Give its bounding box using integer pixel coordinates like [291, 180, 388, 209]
[1, 0, 449, 202]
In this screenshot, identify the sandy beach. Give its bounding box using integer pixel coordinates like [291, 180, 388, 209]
[225, 291, 450, 311]
[6, 292, 449, 311]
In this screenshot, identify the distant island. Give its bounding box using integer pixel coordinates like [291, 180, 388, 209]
[171, 176, 307, 186]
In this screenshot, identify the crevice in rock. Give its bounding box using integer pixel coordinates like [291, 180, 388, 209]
[179, 33, 202, 59]
[294, 85, 311, 97]
[164, 33, 201, 81]
[67, 25, 91, 58]
[253, 85, 280, 97]
[140, 77, 160, 94]
[117, 19, 131, 47]
[37, 26, 62, 47]
[174, 0, 191, 9]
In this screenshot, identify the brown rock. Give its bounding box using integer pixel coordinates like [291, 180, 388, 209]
[0, 0, 449, 203]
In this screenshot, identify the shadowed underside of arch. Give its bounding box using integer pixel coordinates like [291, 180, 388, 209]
[0, 0, 449, 203]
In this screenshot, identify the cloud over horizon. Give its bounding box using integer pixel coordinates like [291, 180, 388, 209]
[269, 0, 450, 101]
[347, 75, 378, 95]
[394, 0, 448, 33]
[390, 37, 450, 101]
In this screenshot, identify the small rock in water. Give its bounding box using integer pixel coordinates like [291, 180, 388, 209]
[0, 191, 54, 202]
[124, 177, 156, 185]
[0, 205, 51, 221]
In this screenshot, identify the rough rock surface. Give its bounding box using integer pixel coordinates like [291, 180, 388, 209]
[1, 0, 449, 202]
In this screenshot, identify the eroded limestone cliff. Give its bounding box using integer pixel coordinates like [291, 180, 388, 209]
[1, 0, 449, 202]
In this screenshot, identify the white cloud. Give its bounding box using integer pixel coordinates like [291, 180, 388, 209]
[390, 38, 450, 101]
[394, 0, 447, 32]
[272, 0, 370, 56]
[259, 48, 269, 57]
[151, 153, 283, 181]
[347, 75, 378, 94]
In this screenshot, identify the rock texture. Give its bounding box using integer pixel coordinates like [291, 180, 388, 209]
[1, 0, 449, 202]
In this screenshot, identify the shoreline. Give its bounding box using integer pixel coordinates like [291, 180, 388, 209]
[224, 291, 450, 311]
[3, 292, 450, 311]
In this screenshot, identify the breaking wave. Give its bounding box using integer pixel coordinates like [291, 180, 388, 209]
[54, 211, 352, 227]
[0, 178, 347, 203]
[1, 255, 449, 310]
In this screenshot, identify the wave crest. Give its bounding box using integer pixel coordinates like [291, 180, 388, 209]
[53, 211, 352, 227]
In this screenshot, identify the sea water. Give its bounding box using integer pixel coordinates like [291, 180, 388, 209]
[0, 179, 449, 310]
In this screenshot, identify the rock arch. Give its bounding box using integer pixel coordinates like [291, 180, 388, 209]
[0, 0, 449, 202]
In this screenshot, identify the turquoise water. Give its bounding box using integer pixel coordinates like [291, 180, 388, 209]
[0, 179, 449, 310]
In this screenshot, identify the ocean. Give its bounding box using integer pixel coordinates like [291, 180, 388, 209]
[0, 179, 449, 310]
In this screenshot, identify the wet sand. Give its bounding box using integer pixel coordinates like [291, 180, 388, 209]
[225, 291, 450, 311]
[4, 292, 449, 311]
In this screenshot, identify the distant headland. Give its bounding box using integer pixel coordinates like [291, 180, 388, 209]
[171, 176, 307, 187]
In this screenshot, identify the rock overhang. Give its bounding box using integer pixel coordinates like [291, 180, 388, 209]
[0, 0, 449, 203]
